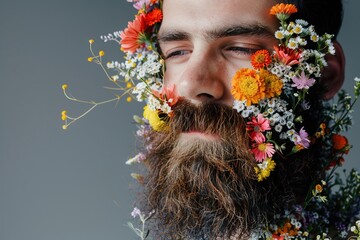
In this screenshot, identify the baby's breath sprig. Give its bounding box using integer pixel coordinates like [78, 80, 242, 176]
[127, 208, 155, 240]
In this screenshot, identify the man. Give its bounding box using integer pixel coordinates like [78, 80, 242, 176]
[119, 0, 358, 239]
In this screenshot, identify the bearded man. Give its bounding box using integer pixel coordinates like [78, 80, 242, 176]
[116, 0, 360, 239]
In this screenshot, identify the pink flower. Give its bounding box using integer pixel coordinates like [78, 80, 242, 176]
[131, 207, 141, 218]
[120, 14, 147, 53]
[251, 142, 275, 162]
[291, 71, 316, 89]
[133, 0, 152, 10]
[246, 114, 271, 143]
[295, 127, 310, 148]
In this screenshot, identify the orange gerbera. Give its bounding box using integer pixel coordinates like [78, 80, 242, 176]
[331, 134, 348, 151]
[260, 69, 283, 98]
[270, 4, 298, 21]
[274, 46, 302, 66]
[145, 8, 163, 26]
[231, 68, 265, 106]
[251, 50, 272, 69]
[120, 14, 147, 53]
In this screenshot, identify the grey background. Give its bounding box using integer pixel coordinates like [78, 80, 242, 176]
[0, 1, 359, 240]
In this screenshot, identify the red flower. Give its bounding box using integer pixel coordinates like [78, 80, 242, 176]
[331, 134, 348, 151]
[251, 142, 275, 162]
[274, 46, 301, 66]
[120, 14, 147, 53]
[145, 8, 163, 26]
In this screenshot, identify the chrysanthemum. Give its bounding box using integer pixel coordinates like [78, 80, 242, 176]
[260, 69, 283, 98]
[251, 142, 275, 162]
[255, 158, 276, 181]
[120, 14, 147, 53]
[251, 50, 272, 69]
[231, 68, 265, 106]
[144, 8, 163, 26]
[247, 114, 271, 143]
[270, 3, 298, 21]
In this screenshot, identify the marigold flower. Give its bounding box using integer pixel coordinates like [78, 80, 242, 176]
[251, 142, 275, 162]
[144, 8, 163, 26]
[331, 134, 348, 151]
[231, 68, 265, 106]
[120, 14, 147, 53]
[251, 50, 272, 69]
[270, 4, 298, 21]
[260, 69, 283, 98]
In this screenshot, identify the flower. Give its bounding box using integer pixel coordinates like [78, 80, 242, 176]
[255, 158, 276, 181]
[315, 184, 323, 194]
[120, 14, 147, 53]
[331, 134, 349, 151]
[247, 114, 271, 143]
[144, 8, 163, 26]
[131, 207, 142, 218]
[294, 127, 310, 148]
[260, 69, 283, 98]
[231, 68, 265, 106]
[152, 85, 179, 107]
[274, 46, 302, 66]
[251, 49, 272, 69]
[251, 142, 275, 162]
[143, 105, 168, 131]
[269, 3, 298, 21]
[62, 84, 68, 90]
[291, 71, 316, 89]
[61, 110, 67, 121]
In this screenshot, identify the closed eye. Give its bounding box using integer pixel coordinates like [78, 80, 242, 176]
[164, 50, 191, 59]
[226, 46, 259, 56]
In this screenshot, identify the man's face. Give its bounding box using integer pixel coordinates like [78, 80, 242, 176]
[159, 0, 279, 106]
[143, 1, 285, 238]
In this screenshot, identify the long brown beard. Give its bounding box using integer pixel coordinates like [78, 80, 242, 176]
[140, 101, 283, 239]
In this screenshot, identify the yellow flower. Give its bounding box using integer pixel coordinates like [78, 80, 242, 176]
[62, 84, 68, 90]
[126, 97, 132, 102]
[61, 110, 67, 121]
[255, 158, 276, 182]
[89, 39, 94, 44]
[260, 69, 283, 98]
[87, 57, 93, 62]
[99, 50, 105, 57]
[126, 82, 133, 88]
[143, 105, 168, 131]
[231, 68, 265, 106]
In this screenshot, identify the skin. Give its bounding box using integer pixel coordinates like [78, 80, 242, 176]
[158, 0, 279, 107]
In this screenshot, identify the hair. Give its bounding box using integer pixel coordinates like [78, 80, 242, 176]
[285, 0, 343, 38]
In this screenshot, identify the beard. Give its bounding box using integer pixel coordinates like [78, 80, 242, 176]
[140, 100, 293, 239]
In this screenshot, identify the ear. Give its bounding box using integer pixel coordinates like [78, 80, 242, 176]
[321, 41, 346, 99]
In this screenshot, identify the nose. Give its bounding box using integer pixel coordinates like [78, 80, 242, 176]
[176, 51, 227, 104]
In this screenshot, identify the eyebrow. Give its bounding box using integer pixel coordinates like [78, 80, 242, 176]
[157, 24, 275, 43]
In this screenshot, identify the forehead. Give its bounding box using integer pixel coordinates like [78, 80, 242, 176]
[160, 0, 279, 36]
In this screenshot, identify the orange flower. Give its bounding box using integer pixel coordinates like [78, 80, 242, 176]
[231, 68, 265, 106]
[270, 4, 298, 20]
[251, 50, 272, 69]
[315, 184, 323, 193]
[120, 14, 147, 53]
[331, 134, 348, 151]
[145, 8, 163, 26]
[260, 69, 283, 98]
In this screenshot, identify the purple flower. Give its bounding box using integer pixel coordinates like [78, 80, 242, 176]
[291, 71, 316, 89]
[295, 127, 310, 148]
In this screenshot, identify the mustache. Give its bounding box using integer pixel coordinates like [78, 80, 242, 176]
[169, 100, 247, 138]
